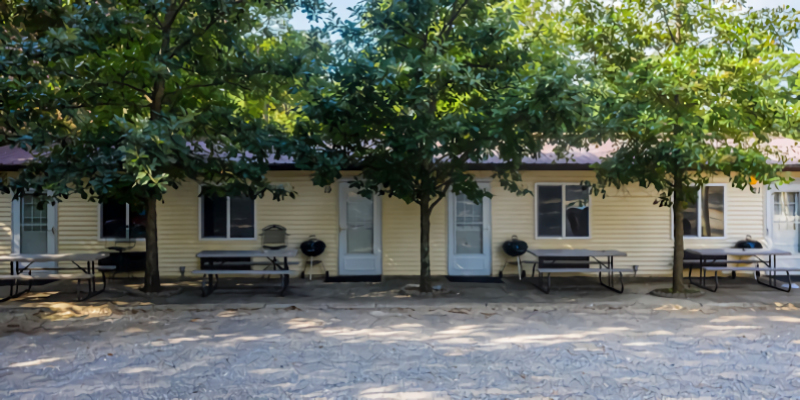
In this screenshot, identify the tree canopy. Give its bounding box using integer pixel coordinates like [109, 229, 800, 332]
[565, 0, 800, 292]
[0, 0, 328, 291]
[297, 0, 589, 290]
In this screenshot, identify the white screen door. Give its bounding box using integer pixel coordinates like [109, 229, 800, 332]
[13, 194, 57, 269]
[448, 182, 491, 276]
[768, 186, 800, 269]
[338, 182, 382, 276]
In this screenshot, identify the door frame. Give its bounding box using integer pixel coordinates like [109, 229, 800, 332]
[12, 193, 58, 255]
[447, 181, 492, 276]
[338, 180, 382, 276]
[765, 183, 800, 255]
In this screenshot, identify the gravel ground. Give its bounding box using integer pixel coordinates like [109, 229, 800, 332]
[1, 303, 800, 399]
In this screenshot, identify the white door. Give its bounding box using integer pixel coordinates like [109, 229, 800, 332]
[338, 182, 382, 276]
[13, 194, 57, 269]
[448, 182, 491, 276]
[767, 185, 800, 269]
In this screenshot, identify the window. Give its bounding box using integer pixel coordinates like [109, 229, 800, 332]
[683, 186, 725, 237]
[455, 194, 483, 254]
[536, 184, 590, 238]
[201, 195, 255, 239]
[345, 187, 374, 253]
[101, 202, 146, 239]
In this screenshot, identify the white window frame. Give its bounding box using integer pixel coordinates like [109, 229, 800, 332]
[198, 188, 257, 240]
[534, 183, 591, 239]
[681, 184, 727, 239]
[97, 203, 145, 241]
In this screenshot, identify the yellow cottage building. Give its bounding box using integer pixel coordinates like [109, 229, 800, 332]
[1, 143, 799, 278]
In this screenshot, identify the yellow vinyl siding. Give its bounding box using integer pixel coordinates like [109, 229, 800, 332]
[46, 172, 338, 276]
[382, 196, 447, 276]
[488, 171, 767, 276]
[57, 198, 108, 254]
[156, 175, 339, 276]
[13, 169, 769, 277]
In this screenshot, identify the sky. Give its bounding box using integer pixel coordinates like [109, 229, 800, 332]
[289, 0, 800, 49]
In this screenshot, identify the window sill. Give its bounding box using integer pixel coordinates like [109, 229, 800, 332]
[199, 237, 258, 241]
[535, 236, 592, 240]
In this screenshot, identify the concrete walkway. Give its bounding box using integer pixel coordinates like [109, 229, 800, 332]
[1, 275, 798, 311]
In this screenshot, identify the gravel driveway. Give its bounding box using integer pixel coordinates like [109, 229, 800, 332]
[1, 303, 799, 399]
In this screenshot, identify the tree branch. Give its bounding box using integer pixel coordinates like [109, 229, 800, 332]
[440, 0, 469, 40]
[112, 80, 149, 94]
[169, 17, 218, 57]
[161, 0, 188, 30]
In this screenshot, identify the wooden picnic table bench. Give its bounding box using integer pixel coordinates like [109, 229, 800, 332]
[0, 253, 112, 301]
[194, 249, 299, 296]
[527, 249, 638, 294]
[685, 248, 796, 292]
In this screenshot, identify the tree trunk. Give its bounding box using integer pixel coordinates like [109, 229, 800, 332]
[142, 198, 161, 292]
[419, 195, 432, 292]
[672, 177, 687, 293]
[140, 4, 171, 293]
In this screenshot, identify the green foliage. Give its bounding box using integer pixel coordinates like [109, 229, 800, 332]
[564, 0, 800, 291]
[297, 0, 587, 289]
[566, 0, 800, 204]
[0, 0, 328, 290]
[1, 0, 327, 204]
[299, 0, 587, 205]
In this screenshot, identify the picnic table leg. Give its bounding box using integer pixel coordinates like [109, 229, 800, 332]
[201, 274, 217, 297]
[689, 257, 718, 292]
[754, 255, 792, 292]
[713, 270, 719, 292]
[598, 256, 624, 293]
[1, 263, 15, 301]
[75, 277, 94, 301]
[279, 273, 289, 296]
[15, 262, 32, 299]
[531, 269, 551, 294]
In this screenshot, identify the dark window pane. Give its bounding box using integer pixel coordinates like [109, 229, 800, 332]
[101, 202, 127, 238]
[538, 186, 562, 236]
[702, 186, 724, 237]
[202, 196, 227, 238]
[565, 185, 589, 237]
[683, 196, 698, 237]
[229, 197, 254, 238]
[129, 204, 146, 239]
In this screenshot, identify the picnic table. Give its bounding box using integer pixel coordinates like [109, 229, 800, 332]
[193, 249, 299, 296]
[685, 248, 797, 292]
[0, 253, 113, 301]
[527, 249, 638, 294]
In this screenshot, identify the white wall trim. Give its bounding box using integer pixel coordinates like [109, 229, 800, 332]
[447, 182, 492, 276]
[11, 196, 20, 254]
[338, 180, 383, 275]
[12, 193, 57, 255]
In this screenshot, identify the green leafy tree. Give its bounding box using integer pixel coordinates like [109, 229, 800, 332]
[297, 0, 586, 291]
[566, 0, 800, 293]
[0, 0, 327, 291]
